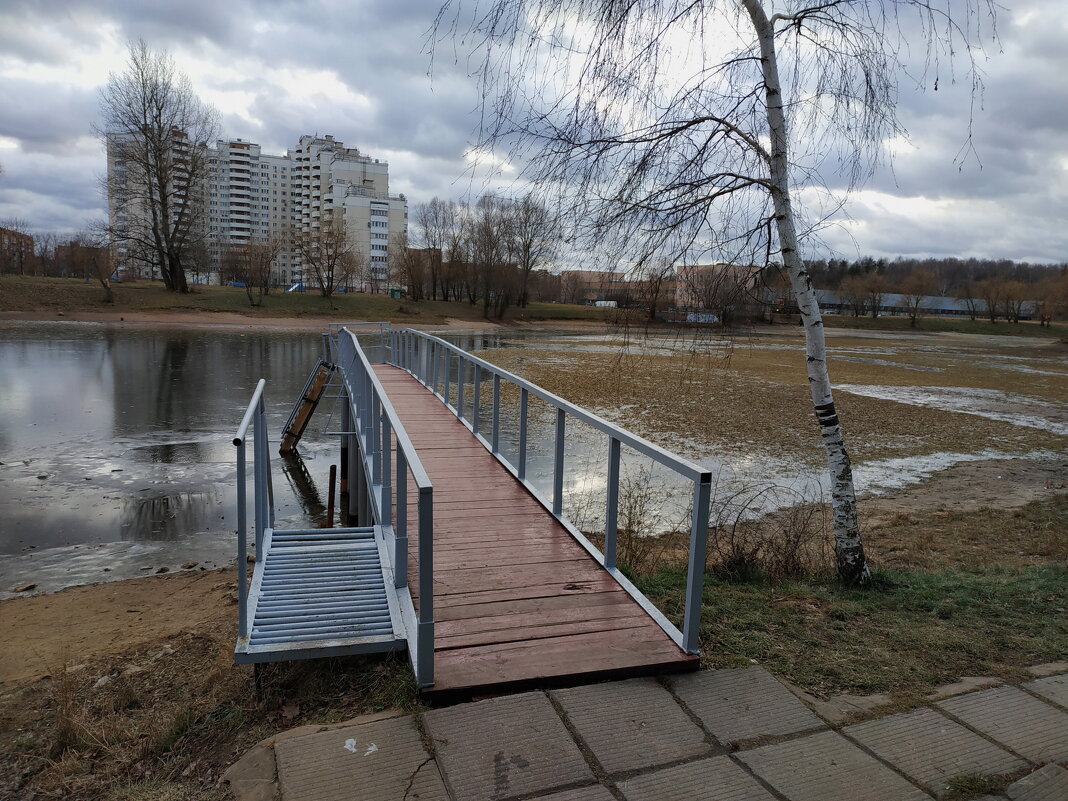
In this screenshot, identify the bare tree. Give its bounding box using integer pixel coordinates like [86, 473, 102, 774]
[67, 226, 115, 302]
[861, 272, 890, 319]
[221, 238, 282, 306]
[295, 213, 360, 300]
[438, 0, 997, 584]
[838, 275, 869, 318]
[508, 192, 558, 307]
[976, 277, 1004, 323]
[413, 198, 453, 299]
[635, 259, 675, 321]
[957, 282, 982, 321]
[999, 280, 1029, 324]
[899, 269, 936, 327]
[98, 40, 218, 293]
[388, 231, 426, 300]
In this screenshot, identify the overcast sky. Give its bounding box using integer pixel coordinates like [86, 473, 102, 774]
[0, 0, 1065, 264]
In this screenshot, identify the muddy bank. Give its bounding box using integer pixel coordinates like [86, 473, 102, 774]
[0, 568, 234, 687]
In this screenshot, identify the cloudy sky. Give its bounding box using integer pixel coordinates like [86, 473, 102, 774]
[0, 0, 1065, 264]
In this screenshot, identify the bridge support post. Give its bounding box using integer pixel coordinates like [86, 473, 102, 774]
[340, 391, 350, 526]
[355, 441, 369, 526]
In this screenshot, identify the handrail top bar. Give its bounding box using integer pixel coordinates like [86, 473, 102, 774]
[233, 378, 267, 446]
[340, 328, 432, 490]
[407, 330, 711, 482]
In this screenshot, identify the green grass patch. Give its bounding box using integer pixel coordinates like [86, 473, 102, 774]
[823, 312, 1067, 339]
[0, 275, 611, 324]
[636, 564, 1068, 696]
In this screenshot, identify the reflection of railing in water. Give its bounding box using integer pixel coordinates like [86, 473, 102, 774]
[388, 328, 712, 655]
[279, 451, 326, 524]
[119, 490, 221, 541]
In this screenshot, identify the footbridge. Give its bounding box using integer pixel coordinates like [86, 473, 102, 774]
[232, 325, 712, 696]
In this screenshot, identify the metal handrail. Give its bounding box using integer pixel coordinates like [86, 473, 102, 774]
[337, 327, 434, 686]
[232, 378, 276, 644]
[390, 328, 712, 655]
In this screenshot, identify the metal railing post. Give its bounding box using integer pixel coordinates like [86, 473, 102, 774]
[443, 348, 451, 408]
[259, 401, 275, 528]
[417, 487, 434, 686]
[553, 408, 565, 516]
[457, 357, 465, 422]
[236, 442, 248, 639]
[605, 437, 621, 570]
[253, 414, 265, 554]
[431, 341, 438, 392]
[371, 390, 381, 488]
[518, 388, 528, 481]
[381, 416, 392, 526]
[395, 449, 408, 589]
[682, 474, 712, 653]
[491, 374, 501, 453]
[472, 364, 481, 435]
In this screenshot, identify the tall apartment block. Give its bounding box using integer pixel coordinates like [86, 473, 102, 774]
[109, 132, 407, 287]
[291, 134, 408, 285]
[206, 139, 296, 282]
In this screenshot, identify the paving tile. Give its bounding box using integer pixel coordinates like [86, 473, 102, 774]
[738, 730, 929, 801]
[1022, 673, 1068, 709]
[845, 707, 1026, 793]
[669, 667, 824, 746]
[424, 691, 593, 800]
[1026, 662, 1068, 678]
[274, 715, 447, 801]
[617, 755, 777, 801]
[926, 676, 1003, 700]
[551, 678, 711, 774]
[1006, 764, 1068, 801]
[529, 787, 617, 801]
[938, 686, 1068, 763]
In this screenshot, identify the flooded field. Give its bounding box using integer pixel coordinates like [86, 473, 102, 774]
[1, 321, 1064, 596]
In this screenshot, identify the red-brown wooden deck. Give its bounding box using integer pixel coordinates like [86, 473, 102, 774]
[374, 365, 697, 696]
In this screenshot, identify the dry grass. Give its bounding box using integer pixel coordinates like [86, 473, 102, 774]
[0, 275, 611, 325]
[478, 344, 1067, 466]
[0, 619, 418, 800]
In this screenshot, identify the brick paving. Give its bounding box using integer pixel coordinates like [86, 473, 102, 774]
[227, 666, 1068, 801]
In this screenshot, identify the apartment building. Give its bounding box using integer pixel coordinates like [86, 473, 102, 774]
[206, 139, 296, 284]
[0, 225, 34, 274]
[291, 134, 407, 287]
[108, 132, 407, 288]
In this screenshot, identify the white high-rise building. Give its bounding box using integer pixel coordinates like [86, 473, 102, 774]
[110, 132, 407, 288]
[206, 139, 298, 284]
[290, 134, 408, 287]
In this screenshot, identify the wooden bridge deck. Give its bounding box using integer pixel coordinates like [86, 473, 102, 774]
[373, 365, 697, 696]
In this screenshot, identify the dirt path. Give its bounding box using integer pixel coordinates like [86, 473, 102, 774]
[0, 568, 234, 687]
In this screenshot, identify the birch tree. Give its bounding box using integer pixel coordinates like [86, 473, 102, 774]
[98, 40, 218, 293]
[436, 0, 997, 584]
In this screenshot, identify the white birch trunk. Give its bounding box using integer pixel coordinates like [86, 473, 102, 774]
[742, 0, 871, 585]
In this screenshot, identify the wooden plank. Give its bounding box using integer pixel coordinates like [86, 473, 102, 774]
[279, 362, 334, 454]
[435, 615, 654, 650]
[431, 629, 695, 693]
[436, 603, 649, 638]
[434, 590, 631, 622]
[369, 363, 694, 695]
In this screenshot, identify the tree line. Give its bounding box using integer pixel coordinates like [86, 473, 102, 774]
[394, 193, 559, 317]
